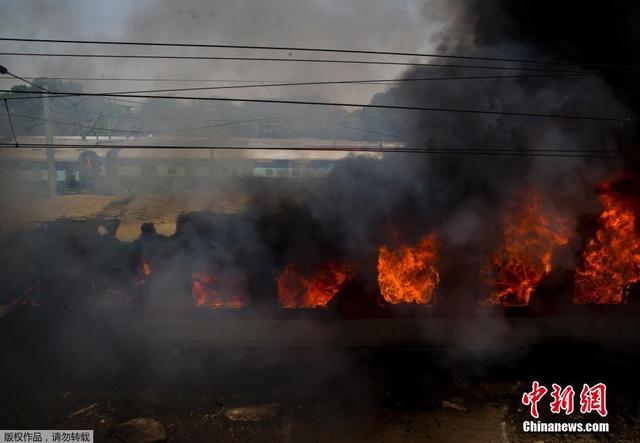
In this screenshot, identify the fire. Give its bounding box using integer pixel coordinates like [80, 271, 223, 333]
[574, 179, 640, 304]
[484, 194, 570, 306]
[192, 271, 247, 308]
[142, 260, 152, 278]
[377, 233, 439, 305]
[277, 262, 352, 308]
[134, 258, 152, 287]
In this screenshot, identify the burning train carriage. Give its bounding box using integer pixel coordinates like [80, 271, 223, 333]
[2, 140, 640, 348]
[3, 216, 640, 351]
[4, 177, 640, 318]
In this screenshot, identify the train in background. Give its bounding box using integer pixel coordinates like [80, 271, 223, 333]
[0, 136, 394, 195]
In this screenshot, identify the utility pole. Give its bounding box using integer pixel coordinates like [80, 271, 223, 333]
[42, 94, 56, 198]
[77, 100, 85, 140]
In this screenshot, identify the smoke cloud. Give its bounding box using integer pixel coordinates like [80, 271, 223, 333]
[1, 0, 639, 389]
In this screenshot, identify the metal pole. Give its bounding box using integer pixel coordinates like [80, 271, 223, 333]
[42, 94, 56, 198]
[78, 100, 85, 140]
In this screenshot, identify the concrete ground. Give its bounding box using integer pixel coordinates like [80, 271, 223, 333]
[1, 382, 637, 442]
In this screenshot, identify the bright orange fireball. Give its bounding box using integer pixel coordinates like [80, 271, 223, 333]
[484, 194, 570, 306]
[192, 271, 247, 308]
[277, 262, 352, 308]
[377, 233, 439, 305]
[574, 178, 640, 304]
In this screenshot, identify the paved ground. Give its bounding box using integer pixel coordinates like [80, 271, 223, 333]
[1, 382, 637, 442]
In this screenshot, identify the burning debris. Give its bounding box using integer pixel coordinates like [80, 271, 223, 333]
[134, 258, 152, 288]
[277, 262, 352, 308]
[377, 234, 439, 305]
[3, 185, 640, 312]
[192, 271, 248, 309]
[483, 194, 570, 306]
[575, 175, 640, 304]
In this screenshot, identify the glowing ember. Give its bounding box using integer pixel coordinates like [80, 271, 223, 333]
[484, 194, 570, 306]
[277, 262, 352, 308]
[134, 258, 152, 287]
[377, 233, 439, 305]
[575, 179, 640, 304]
[142, 260, 152, 278]
[192, 271, 247, 308]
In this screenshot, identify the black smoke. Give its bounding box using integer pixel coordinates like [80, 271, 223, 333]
[7, 1, 638, 310]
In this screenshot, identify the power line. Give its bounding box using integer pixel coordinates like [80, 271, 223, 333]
[15, 95, 99, 136]
[0, 76, 283, 83]
[2, 89, 636, 123]
[4, 70, 52, 93]
[0, 76, 405, 88]
[1, 36, 637, 71]
[0, 73, 598, 86]
[0, 76, 402, 85]
[33, 73, 595, 96]
[1, 70, 625, 134]
[3, 68, 156, 138]
[11, 114, 287, 134]
[0, 142, 625, 158]
[3, 99, 18, 146]
[106, 97, 146, 106]
[2, 67, 94, 135]
[10, 112, 396, 138]
[2, 68, 77, 138]
[0, 52, 599, 74]
[5, 70, 398, 135]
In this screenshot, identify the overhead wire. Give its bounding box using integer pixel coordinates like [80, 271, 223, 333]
[0, 70, 399, 137]
[9, 111, 396, 138]
[2, 89, 637, 123]
[0, 73, 600, 87]
[1, 36, 638, 70]
[18, 73, 596, 96]
[2, 68, 93, 134]
[0, 142, 626, 159]
[0, 52, 604, 74]
[2, 99, 18, 146]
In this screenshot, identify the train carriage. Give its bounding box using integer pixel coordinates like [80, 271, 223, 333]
[0, 136, 395, 195]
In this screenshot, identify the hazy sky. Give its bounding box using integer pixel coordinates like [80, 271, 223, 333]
[0, 0, 446, 103]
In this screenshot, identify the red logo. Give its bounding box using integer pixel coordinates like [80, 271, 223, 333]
[521, 381, 548, 418]
[550, 384, 575, 415]
[521, 382, 607, 417]
[579, 383, 608, 417]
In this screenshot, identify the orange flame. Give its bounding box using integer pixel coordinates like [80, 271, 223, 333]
[574, 181, 640, 304]
[134, 258, 152, 287]
[377, 233, 439, 305]
[142, 260, 152, 278]
[277, 262, 352, 308]
[484, 194, 570, 306]
[192, 271, 247, 308]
